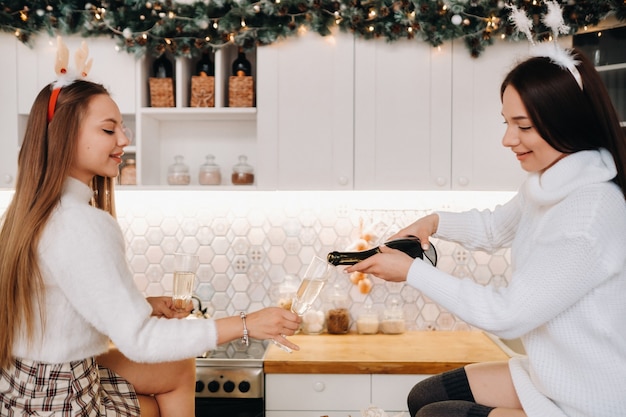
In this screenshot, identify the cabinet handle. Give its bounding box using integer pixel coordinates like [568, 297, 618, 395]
[312, 381, 326, 392]
[3, 174, 13, 185]
[435, 176, 447, 187]
[337, 176, 349, 186]
[457, 176, 469, 187]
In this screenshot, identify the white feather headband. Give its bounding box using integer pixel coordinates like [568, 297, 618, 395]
[507, 1, 582, 90]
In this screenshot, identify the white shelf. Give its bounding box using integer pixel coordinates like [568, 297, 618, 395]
[139, 107, 256, 121]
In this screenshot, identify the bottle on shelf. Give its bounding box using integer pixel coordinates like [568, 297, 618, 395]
[167, 155, 191, 185]
[119, 158, 136, 185]
[198, 154, 221, 185]
[196, 51, 214, 77]
[152, 54, 173, 78]
[327, 236, 437, 267]
[232, 48, 252, 76]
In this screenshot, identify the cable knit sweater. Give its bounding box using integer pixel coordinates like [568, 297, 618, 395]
[12, 177, 218, 364]
[407, 149, 626, 417]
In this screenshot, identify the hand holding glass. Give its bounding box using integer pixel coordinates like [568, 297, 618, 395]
[272, 256, 331, 353]
[172, 253, 199, 312]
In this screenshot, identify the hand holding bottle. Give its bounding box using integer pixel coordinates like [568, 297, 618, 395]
[344, 244, 416, 282]
[387, 213, 439, 250]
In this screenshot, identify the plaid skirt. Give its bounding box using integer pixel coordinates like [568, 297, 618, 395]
[0, 357, 141, 416]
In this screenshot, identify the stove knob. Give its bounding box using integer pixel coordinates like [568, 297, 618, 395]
[223, 381, 235, 393]
[207, 380, 220, 393]
[238, 380, 251, 393]
[195, 381, 205, 393]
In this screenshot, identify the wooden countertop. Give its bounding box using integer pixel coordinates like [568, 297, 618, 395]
[263, 331, 510, 374]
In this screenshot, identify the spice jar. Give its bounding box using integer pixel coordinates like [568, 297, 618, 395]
[381, 297, 406, 335]
[231, 155, 254, 185]
[120, 158, 136, 185]
[167, 155, 191, 185]
[356, 303, 379, 335]
[325, 285, 350, 334]
[198, 154, 221, 185]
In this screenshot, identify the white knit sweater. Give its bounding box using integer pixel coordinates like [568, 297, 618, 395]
[13, 177, 218, 364]
[408, 149, 626, 417]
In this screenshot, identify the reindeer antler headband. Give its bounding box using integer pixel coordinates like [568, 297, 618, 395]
[47, 36, 94, 123]
[507, 1, 583, 90]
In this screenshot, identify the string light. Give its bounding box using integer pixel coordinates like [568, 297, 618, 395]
[0, 0, 621, 58]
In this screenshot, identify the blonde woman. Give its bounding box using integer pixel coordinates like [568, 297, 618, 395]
[0, 79, 300, 416]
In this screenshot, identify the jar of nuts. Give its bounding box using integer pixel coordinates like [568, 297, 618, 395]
[325, 285, 350, 334]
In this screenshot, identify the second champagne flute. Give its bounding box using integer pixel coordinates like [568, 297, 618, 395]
[272, 256, 332, 352]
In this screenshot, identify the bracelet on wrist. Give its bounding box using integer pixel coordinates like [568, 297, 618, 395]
[240, 311, 249, 347]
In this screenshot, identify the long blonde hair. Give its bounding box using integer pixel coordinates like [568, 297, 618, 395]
[0, 80, 116, 368]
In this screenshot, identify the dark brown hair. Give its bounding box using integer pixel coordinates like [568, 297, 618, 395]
[501, 48, 626, 197]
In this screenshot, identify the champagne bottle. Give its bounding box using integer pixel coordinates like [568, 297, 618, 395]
[153, 54, 173, 78]
[196, 51, 214, 76]
[327, 236, 437, 267]
[232, 48, 252, 76]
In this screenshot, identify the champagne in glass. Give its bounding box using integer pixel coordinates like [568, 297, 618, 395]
[172, 253, 199, 311]
[272, 256, 332, 353]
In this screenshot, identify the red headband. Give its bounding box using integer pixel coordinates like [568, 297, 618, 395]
[47, 87, 62, 123]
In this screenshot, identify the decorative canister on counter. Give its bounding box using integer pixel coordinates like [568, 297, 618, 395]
[325, 284, 350, 334]
[167, 155, 191, 185]
[356, 303, 379, 335]
[380, 296, 406, 335]
[301, 309, 325, 334]
[198, 154, 221, 185]
[231, 155, 254, 185]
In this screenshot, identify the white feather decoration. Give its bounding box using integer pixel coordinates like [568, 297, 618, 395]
[543, 1, 570, 39]
[506, 4, 534, 45]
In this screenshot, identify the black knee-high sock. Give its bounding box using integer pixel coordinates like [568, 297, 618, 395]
[407, 367, 494, 417]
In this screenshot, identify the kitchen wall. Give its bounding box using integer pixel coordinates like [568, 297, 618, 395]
[0, 189, 515, 331]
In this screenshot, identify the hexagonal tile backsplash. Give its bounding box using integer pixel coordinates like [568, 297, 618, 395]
[0, 189, 515, 332]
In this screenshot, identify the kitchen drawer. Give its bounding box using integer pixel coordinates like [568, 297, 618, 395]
[371, 374, 431, 412]
[265, 374, 369, 411]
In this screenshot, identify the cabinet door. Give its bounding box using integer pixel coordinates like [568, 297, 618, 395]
[0, 34, 18, 188]
[371, 374, 431, 412]
[354, 39, 452, 190]
[16, 35, 136, 114]
[450, 39, 528, 190]
[257, 31, 354, 190]
[265, 373, 369, 411]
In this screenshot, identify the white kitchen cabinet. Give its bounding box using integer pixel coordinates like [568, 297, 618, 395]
[256, 31, 355, 190]
[450, 39, 530, 191]
[265, 373, 431, 415]
[354, 38, 452, 190]
[0, 34, 18, 188]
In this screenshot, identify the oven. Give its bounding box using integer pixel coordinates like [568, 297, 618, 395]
[195, 339, 267, 417]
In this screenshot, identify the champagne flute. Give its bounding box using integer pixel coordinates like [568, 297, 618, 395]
[272, 256, 332, 353]
[172, 252, 199, 312]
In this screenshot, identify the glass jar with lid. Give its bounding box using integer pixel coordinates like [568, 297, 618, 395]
[231, 155, 254, 185]
[120, 158, 136, 185]
[167, 155, 191, 185]
[356, 302, 379, 335]
[380, 296, 406, 334]
[198, 154, 221, 185]
[325, 284, 350, 334]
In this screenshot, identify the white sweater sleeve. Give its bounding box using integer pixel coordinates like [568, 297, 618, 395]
[39, 202, 218, 363]
[408, 188, 625, 340]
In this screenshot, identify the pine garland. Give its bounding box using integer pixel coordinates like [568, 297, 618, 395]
[1, 1, 624, 58]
